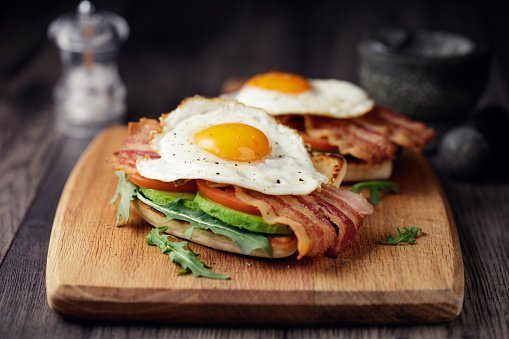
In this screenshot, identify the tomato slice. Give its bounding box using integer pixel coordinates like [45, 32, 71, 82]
[196, 180, 261, 215]
[129, 173, 197, 192]
[301, 134, 338, 152]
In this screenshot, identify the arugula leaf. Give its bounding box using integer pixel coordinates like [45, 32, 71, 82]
[137, 192, 273, 256]
[147, 226, 229, 280]
[350, 180, 400, 204]
[378, 226, 422, 245]
[110, 171, 137, 225]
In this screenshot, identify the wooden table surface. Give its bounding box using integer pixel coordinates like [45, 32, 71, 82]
[0, 0, 507, 338]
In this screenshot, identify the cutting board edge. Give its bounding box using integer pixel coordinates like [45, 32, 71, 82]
[404, 151, 464, 317]
[436, 171, 465, 315]
[46, 127, 124, 308]
[46, 283, 462, 324]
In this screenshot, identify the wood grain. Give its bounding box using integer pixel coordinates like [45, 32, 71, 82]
[46, 127, 463, 324]
[0, 106, 60, 263]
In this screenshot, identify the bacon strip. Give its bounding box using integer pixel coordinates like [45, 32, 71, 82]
[354, 106, 435, 152]
[311, 187, 373, 256]
[302, 106, 434, 164]
[235, 185, 373, 258]
[112, 118, 161, 174]
[304, 115, 397, 164]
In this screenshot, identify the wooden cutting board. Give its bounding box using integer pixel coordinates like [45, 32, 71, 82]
[46, 126, 464, 324]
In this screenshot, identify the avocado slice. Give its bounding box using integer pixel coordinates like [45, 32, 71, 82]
[138, 187, 195, 205]
[194, 193, 293, 235]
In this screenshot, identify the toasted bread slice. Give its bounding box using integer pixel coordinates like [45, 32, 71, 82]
[310, 152, 347, 188]
[133, 200, 298, 258]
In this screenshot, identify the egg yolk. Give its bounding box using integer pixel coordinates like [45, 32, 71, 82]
[246, 71, 311, 94]
[194, 123, 271, 162]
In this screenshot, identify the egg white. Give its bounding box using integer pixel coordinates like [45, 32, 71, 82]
[232, 79, 374, 118]
[137, 97, 327, 195]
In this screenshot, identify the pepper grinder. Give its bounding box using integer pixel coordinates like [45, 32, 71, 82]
[49, 1, 129, 138]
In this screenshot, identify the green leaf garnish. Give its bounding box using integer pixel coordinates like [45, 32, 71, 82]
[137, 192, 273, 256]
[110, 171, 137, 225]
[146, 226, 229, 280]
[350, 180, 400, 204]
[378, 226, 422, 245]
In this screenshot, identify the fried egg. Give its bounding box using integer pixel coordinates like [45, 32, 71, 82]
[137, 97, 327, 195]
[231, 71, 374, 118]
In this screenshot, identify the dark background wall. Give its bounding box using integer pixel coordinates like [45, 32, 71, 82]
[1, 0, 508, 119]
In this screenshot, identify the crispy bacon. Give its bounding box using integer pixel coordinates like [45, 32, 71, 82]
[302, 106, 434, 164]
[311, 186, 373, 256]
[235, 185, 373, 258]
[354, 106, 435, 152]
[112, 118, 161, 174]
[304, 115, 397, 164]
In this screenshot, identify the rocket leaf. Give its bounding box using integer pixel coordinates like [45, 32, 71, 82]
[146, 226, 229, 280]
[350, 180, 400, 204]
[378, 226, 423, 245]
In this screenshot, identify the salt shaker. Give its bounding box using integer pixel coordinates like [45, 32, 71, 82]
[49, 1, 129, 137]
